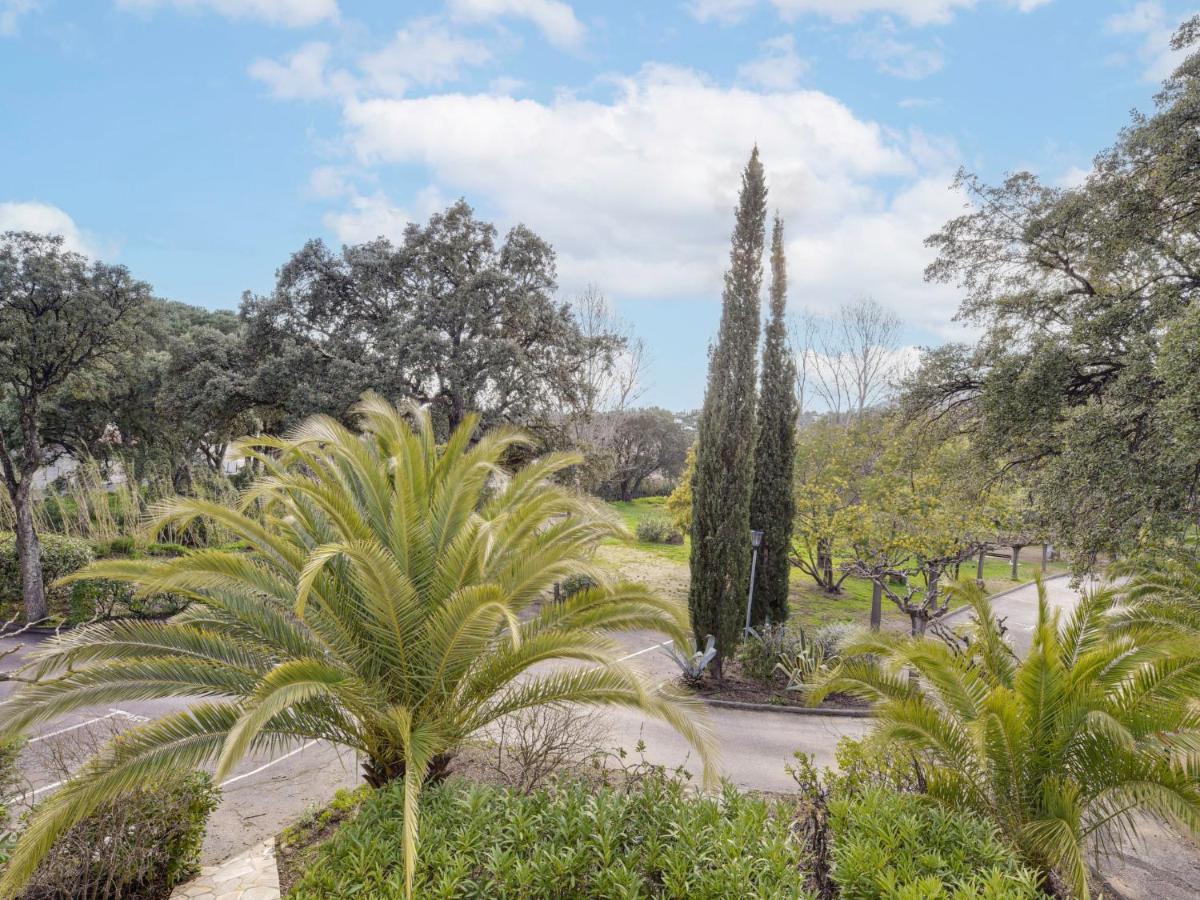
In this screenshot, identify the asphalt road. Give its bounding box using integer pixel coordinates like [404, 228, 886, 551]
[0, 626, 868, 866]
[3, 582, 1194, 900]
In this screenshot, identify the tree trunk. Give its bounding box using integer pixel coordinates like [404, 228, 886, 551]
[361, 751, 455, 790]
[13, 485, 48, 622]
[870, 581, 882, 632]
[976, 547, 986, 586]
[1011, 545, 1023, 581]
[1041, 543, 1048, 573]
[909, 613, 926, 638]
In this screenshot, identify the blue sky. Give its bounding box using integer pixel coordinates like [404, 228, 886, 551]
[1, 0, 1193, 409]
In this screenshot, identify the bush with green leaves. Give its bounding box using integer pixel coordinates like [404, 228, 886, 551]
[635, 515, 683, 545]
[829, 788, 1039, 899]
[0, 534, 93, 609]
[0, 735, 25, 868]
[18, 771, 218, 900]
[289, 774, 812, 899]
[737, 623, 796, 682]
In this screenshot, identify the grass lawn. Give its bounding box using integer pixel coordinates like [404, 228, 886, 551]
[605, 497, 690, 563]
[602, 498, 1069, 633]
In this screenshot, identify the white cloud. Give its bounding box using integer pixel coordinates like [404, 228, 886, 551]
[249, 42, 354, 99]
[737, 34, 811, 90]
[1, 0, 39, 37]
[447, 0, 584, 49]
[689, 0, 1052, 27]
[115, 0, 337, 28]
[330, 64, 966, 333]
[1053, 165, 1090, 189]
[360, 18, 491, 95]
[1106, 1, 1189, 83]
[323, 192, 411, 243]
[687, 0, 759, 24]
[0, 202, 98, 257]
[851, 22, 945, 78]
[324, 185, 446, 244]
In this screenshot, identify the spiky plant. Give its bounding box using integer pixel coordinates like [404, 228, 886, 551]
[1111, 546, 1200, 638]
[809, 578, 1200, 898]
[0, 393, 715, 899]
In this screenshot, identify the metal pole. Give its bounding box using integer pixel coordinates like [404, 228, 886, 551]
[745, 546, 760, 633]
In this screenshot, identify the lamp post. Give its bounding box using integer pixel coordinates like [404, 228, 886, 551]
[745, 529, 764, 633]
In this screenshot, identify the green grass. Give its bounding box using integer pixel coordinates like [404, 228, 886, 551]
[602, 499, 1069, 633]
[788, 554, 1069, 632]
[605, 497, 690, 563]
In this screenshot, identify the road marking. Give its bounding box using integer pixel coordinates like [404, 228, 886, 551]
[614, 641, 670, 664]
[220, 741, 319, 788]
[29, 713, 124, 744]
[13, 642, 675, 801]
[27, 708, 147, 744]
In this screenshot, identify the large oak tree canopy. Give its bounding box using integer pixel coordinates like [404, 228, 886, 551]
[906, 18, 1200, 561]
[242, 200, 618, 436]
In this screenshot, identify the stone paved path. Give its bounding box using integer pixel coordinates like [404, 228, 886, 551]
[171, 840, 280, 900]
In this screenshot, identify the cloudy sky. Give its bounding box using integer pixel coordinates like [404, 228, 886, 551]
[1, 0, 1193, 408]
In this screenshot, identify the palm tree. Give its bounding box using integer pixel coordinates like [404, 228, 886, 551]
[810, 578, 1200, 898]
[1111, 545, 1200, 638]
[0, 394, 715, 899]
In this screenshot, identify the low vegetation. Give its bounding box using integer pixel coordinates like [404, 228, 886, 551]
[810, 579, 1200, 897]
[0, 396, 714, 899]
[289, 774, 810, 899]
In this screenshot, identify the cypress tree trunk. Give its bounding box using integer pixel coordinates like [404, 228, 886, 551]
[748, 214, 798, 627]
[689, 148, 767, 677]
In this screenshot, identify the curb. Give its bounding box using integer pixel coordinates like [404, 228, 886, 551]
[694, 697, 875, 718]
[940, 572, 1071, 624]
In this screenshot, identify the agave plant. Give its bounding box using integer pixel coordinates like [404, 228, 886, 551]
[0, 394, 714, 899]
[809, 577, 1200, 898]
[662, 634, 717, 687]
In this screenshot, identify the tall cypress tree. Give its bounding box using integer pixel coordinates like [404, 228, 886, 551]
[749, 214, 798, 627]
[689, 148, 767, 676]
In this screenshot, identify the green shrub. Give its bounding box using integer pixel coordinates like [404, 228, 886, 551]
[289, 775, 812, 898]
[0, 735, 25, 868]
[737, 624, 796, 682]
[94, 535, 137, 557]
[829, 788, 1039, 899]
[0, 533, 93, 611]
[559, 573, 596, 598]
[145, 541, 188, 557]
[66, 578, 188, 623]
[635, 515, 683, 545]
[20, 771, 219, 900]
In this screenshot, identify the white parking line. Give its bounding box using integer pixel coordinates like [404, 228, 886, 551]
[220, 741, 319, 788]
[28, 708, 144, 744]
[614, 641, 670, 664]
[12, 641, 674, 802]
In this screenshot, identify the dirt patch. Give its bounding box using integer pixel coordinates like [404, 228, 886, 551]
[595, 543, 689, 604]
[688, 658, 869, 711]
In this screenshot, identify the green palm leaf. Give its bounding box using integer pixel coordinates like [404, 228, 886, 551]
[0, 392, 715, 899]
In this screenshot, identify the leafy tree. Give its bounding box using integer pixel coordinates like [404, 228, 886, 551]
[95, 301, 256, 491]
[242, 201, 618, 436]
[812, 580, 1200, 897]
[0, 232, 152, 621]
[748, 214, 797, 626]
[907, 19, 1200, 564]
[790, 416, 882, 594]
[689, 148, 766, 674]
[841, 427, 994, 635]
[0, 394, 715, 899]
[665, 442, 695, 532]
[595, 407, 690, 501]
